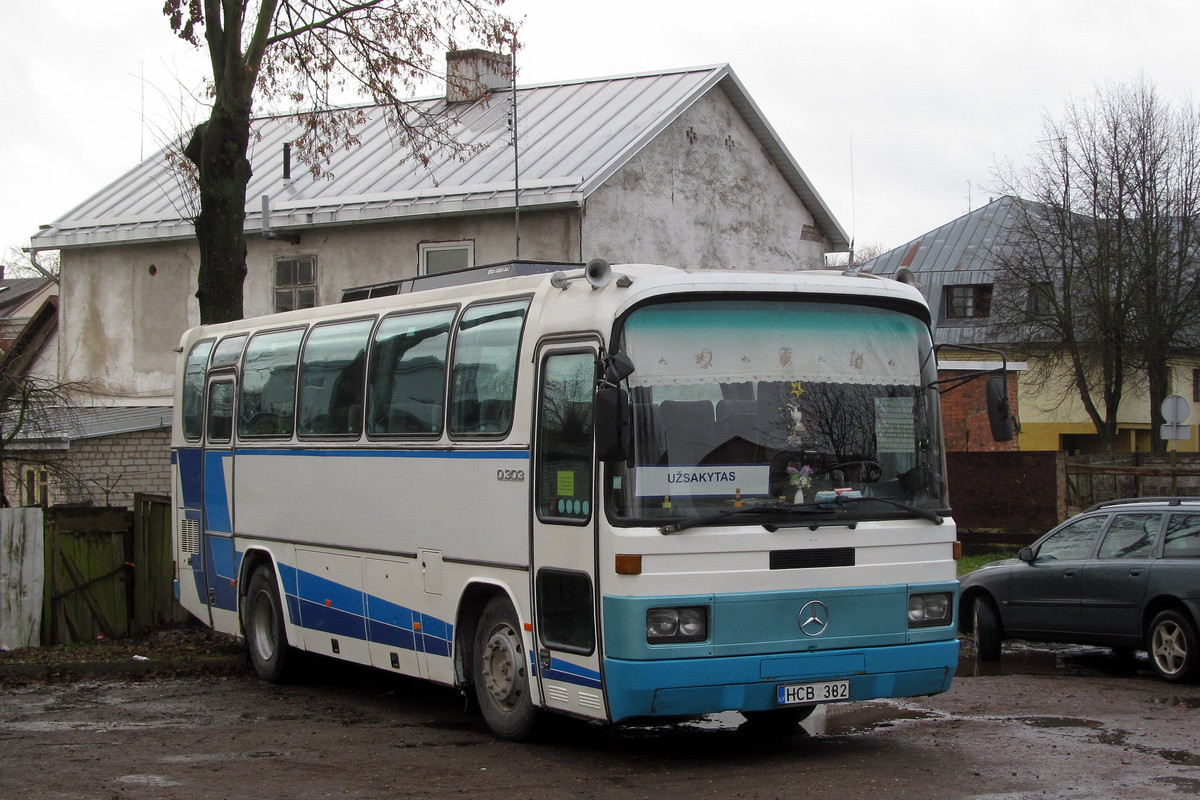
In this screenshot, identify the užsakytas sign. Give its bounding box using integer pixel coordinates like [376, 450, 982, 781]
[635, 465, 771, 497]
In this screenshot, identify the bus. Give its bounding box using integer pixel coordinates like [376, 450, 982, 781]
[172, 259, 1007, 740]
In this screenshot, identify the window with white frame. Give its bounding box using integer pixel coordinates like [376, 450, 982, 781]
[420, 241, 474, 276]
[275, 256, 317, 313]
[944, 284, 993, 319]
[21, 464, 48, 507]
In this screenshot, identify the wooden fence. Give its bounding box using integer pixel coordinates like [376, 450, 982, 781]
[0, 494, 184, 648]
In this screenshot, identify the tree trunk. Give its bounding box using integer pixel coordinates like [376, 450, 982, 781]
[1147, 358, 1173, 454]
[187, 100, 252, 324]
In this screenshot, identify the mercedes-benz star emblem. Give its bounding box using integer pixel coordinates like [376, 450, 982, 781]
[798, 600, 829, 636]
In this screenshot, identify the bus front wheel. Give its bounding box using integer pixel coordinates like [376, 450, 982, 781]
[245, 565, 293, 683]
[473, 595, 538, 740]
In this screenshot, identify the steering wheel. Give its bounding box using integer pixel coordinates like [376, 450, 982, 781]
[817, 460, 883, 482]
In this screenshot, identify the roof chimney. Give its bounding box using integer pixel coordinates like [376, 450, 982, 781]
[445, 49, 511, 104]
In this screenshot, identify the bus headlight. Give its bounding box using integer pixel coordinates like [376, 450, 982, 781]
[646, 606, 708, 643]
[908, 592, 953, 628]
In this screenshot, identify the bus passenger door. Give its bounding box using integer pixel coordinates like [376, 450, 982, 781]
[531, 344, 607, 721]
[200, 375, 240, 632]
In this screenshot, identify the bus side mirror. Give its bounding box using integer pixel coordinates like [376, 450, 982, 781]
[595, 385, 628, 462]
[986, 375, 1014, 442]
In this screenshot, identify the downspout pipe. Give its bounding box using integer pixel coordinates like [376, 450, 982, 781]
[21, 247, 61, 284]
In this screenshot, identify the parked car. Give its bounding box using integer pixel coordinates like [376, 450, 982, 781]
[959, 498, 1200, 682]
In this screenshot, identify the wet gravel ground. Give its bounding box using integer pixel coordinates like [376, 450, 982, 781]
[1, 639, 1197, 800]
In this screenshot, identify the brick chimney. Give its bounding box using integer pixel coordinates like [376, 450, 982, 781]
[445, 49, 511, 104]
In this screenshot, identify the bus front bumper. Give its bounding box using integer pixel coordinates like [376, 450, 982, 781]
[603, 639, 958, 723]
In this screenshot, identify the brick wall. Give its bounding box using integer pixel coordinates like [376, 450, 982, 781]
[3, 428, 171, 509]
[61, 428, 172, 508]
[939, 369, 1020, 452]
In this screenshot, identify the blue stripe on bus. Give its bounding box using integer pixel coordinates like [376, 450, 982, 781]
[235, 447, 529, 460]
[543, 657, 602, 689]
[202, 452, 232, 533]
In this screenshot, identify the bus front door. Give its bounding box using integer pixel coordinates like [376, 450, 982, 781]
[530, 344, 607, 721]
[200, 375, 241, 633]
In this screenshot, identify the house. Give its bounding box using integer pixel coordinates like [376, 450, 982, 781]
[864, 196, 1195, 454]
[24, 55, 850, 502]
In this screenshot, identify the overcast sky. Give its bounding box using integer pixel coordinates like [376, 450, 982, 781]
[3, 0, 1198, 265]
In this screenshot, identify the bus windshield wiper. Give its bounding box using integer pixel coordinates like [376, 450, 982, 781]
[805, 494, 945, 525]
[660, 495, 945, 534]
[659, 503, 828, 534]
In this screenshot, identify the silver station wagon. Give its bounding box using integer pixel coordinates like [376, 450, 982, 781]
[959, 498, 1200, 682]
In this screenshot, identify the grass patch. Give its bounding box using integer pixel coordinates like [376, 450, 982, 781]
[958, 551, 1015, 576]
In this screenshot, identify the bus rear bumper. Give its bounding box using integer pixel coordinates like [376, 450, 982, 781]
[602, 639, 958, 723]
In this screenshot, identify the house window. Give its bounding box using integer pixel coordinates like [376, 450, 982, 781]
[21, 465, 48, 507]
[420, 241, 474, 276]
[1026, 282, 1054, 315]
[275, 257, 317, 313]
[945, 284, 993, 319]
[1192, 368, 1200, 403]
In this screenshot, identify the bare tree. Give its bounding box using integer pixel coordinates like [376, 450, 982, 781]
[992, 78, 1200, 453]
[164, 0, 517, 324]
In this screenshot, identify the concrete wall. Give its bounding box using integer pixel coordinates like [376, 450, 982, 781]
[1013, 358, 1200, 453]
[583, 86, 830, 270]
[58, 209, 581, 402]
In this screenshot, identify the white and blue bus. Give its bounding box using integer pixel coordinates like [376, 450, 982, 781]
[172, 259, 1005, 739]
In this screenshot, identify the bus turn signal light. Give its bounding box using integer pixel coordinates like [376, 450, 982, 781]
[615, 554, 642, 575]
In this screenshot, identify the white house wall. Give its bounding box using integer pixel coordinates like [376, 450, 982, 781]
[583, 87, 829, 271]
[59, 210, 581, 402]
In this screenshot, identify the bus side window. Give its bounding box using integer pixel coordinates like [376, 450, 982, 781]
[450, 299, 530, 436]
[182, 340, 214, 440]
[207, 381, 234, 443]
[367, 308, 455, 436]
[536, 351, 595, 523]
[298, 318, 373, 436]
[239, 328, 305, 438]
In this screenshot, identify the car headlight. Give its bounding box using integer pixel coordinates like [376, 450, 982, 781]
[646, 606, 708, 643]
[908, 592, 953, 628]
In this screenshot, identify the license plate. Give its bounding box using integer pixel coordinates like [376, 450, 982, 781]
[777, 679, 851, 706]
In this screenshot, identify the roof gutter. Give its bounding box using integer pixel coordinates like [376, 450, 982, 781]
[20, 247, 61, 285]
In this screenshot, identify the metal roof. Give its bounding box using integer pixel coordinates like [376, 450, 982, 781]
[862, 197, 1021, 345]
[6, 406, 172, 449]
[32, 66, 848, 251]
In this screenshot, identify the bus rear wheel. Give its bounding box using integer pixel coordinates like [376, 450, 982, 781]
[473, 595, 538, 740]
[245, 565, 293, 683]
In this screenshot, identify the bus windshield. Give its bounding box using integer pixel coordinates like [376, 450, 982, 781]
[610, 298, 947, 525]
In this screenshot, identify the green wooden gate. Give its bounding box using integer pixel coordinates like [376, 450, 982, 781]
[40, 494, 183, 644]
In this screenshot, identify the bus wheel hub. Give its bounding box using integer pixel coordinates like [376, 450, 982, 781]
[482, 628, 520, 706]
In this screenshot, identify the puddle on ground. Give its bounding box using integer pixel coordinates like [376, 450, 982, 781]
[1019, 716, 1102, 730]
[617, 702, 939, 738]
[1153, 695, 1200, 710]
[1156, 776, 1200, 794]
[957, 642, 1145, 679]
[1159, 749, 1200, 768]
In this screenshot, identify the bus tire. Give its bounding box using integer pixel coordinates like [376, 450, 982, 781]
[473, 595, 538, 741]
[245, 565, 293, 683]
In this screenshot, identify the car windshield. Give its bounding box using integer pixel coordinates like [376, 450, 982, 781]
[607, 298, 948, 527]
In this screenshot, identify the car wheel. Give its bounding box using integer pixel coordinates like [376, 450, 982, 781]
[1147, 609, 1199, 683]
[972, 595, 1003, 661]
